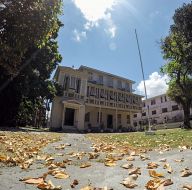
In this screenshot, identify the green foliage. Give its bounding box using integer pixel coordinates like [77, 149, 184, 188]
[0, 0, 62, 75]
[0, 0, 63, 127]
[161, 2, 192, 129]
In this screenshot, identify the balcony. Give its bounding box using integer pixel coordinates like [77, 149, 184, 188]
[63, 91, 84, 101]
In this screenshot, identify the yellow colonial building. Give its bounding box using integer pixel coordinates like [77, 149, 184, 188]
[50, 65, 142, 132]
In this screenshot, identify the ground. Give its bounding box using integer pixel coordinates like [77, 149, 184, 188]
[0, 129, 192, 190]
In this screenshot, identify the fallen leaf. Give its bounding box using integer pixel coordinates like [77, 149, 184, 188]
[159, 158, 166, 162]
[126, 156, 135, 161]
[145, 178, 164, 190]
[163, 163, 173, 174]
[80, 163, 92, 168]
[149, 170, 164, 178]
[183, 184, 192, 190]
[147, 162, 159, 169]
[121, 163, 133, 169]
[54, 172, 69, 179]
[163, 179, 173, 186]
[181, 168, 192, 177]
[129, 167, 141, 175]
[104, 161, 116, 167]
[22, 177, 44, 184]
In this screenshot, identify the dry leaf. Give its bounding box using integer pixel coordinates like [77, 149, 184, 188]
[181, 168, 192, 177]
[22, 177, 44, 184]
[121, 163, 133, 169]
[183, 184, 192, 190]
[129, 167, 141, 175]
[163, 179, 173, 186]
[147, 162, 159, 169]
[126, 156, 135, 161]
[149, 170, 164, 178]
[163, 163, 173, 174]
[145, 178, 165, 190]
[104, 161, 116, 167]
[80, 163, 91, 168]
[54, 172, 69, 179]
[159, 158, 166, 162]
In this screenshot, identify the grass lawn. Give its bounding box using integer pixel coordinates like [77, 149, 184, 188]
[88, 128, 192, 150]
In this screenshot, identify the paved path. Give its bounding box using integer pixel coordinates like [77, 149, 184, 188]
[0, 133, 192, 190]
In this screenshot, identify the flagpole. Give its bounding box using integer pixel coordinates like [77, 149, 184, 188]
[134, 29, 154, 135]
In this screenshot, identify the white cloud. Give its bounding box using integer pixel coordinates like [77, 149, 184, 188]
[73, 29, 87, 42]
[72, 0, 119, 40]
[137, 72, 169, 98]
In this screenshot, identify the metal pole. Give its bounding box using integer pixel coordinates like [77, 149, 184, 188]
[135, 29, 152, 132]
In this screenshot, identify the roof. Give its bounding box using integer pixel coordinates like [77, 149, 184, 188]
[79, 65, 135, 84]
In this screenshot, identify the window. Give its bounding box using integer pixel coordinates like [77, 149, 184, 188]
[76, 78, 81, 93]
[117, 80, 122, 89]
[151, 99, 156, 105]
[164, 96, 167, 102]
[142, 112, 146, 116]
[108, 78, 113, 87]
[100, 89, 105, 98]
[63, 75, 70, 90]
[162, 108, 168, 113]
[87, 86, 90, 96]
[134, 114, 137, 118]
[98, 75, 103, 84]
[70, 76, 76, 89]
[90, 87, 95, 96]
[152, 110, 156, 115]
[125, 83, 130, 92]
[85, 112, 90, 122]
[143, 102, 146, 107]
[172, 105, 179, 111]
[161, 97, 163, 103]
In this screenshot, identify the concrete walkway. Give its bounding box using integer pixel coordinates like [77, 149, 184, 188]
[0, 133, 192, 190]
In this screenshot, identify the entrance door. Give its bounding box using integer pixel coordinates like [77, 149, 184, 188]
[64, 108, 75, 126]
[107, 114, 113, 128]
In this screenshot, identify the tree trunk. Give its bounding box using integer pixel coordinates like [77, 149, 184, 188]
[183, 103, 191, 129]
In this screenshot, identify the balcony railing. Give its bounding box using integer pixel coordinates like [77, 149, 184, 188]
[63, 91, 84, 100]
[85, 97, 142, 111]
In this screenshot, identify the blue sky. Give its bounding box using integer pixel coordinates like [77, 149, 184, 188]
[57, 0, 191, 97]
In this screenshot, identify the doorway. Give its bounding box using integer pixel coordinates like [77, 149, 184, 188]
[64, 108, 75, 126]
[107, 114, 113, 128]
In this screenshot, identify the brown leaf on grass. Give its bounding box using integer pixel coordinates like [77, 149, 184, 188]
[80, 163, 92, 168]
[181, 168, 192, 177]
[55, 144, 65, 150]
[163, 163, 173, 174]
[149, 170, 164, 178]
[121, 163, 133, 169]
[70, 179, 79, 188]
[129, 167, 141, 175]
[183, 184, 192, 190]
[46, 157, 55, 162]
[54, 172, 69, 179]
[147, 162, 159, 169]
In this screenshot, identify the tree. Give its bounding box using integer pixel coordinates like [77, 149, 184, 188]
[0, 0, 63, 127]
[0, 0, 62, 75]
[161, 3, 192, 129]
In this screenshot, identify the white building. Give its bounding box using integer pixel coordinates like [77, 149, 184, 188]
[50, 65, 142, 131]
[132, 94, 184, 127]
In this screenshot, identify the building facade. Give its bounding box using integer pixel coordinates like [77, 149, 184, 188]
[132, 94, 184, 127]
[51, 66, 142, 131]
